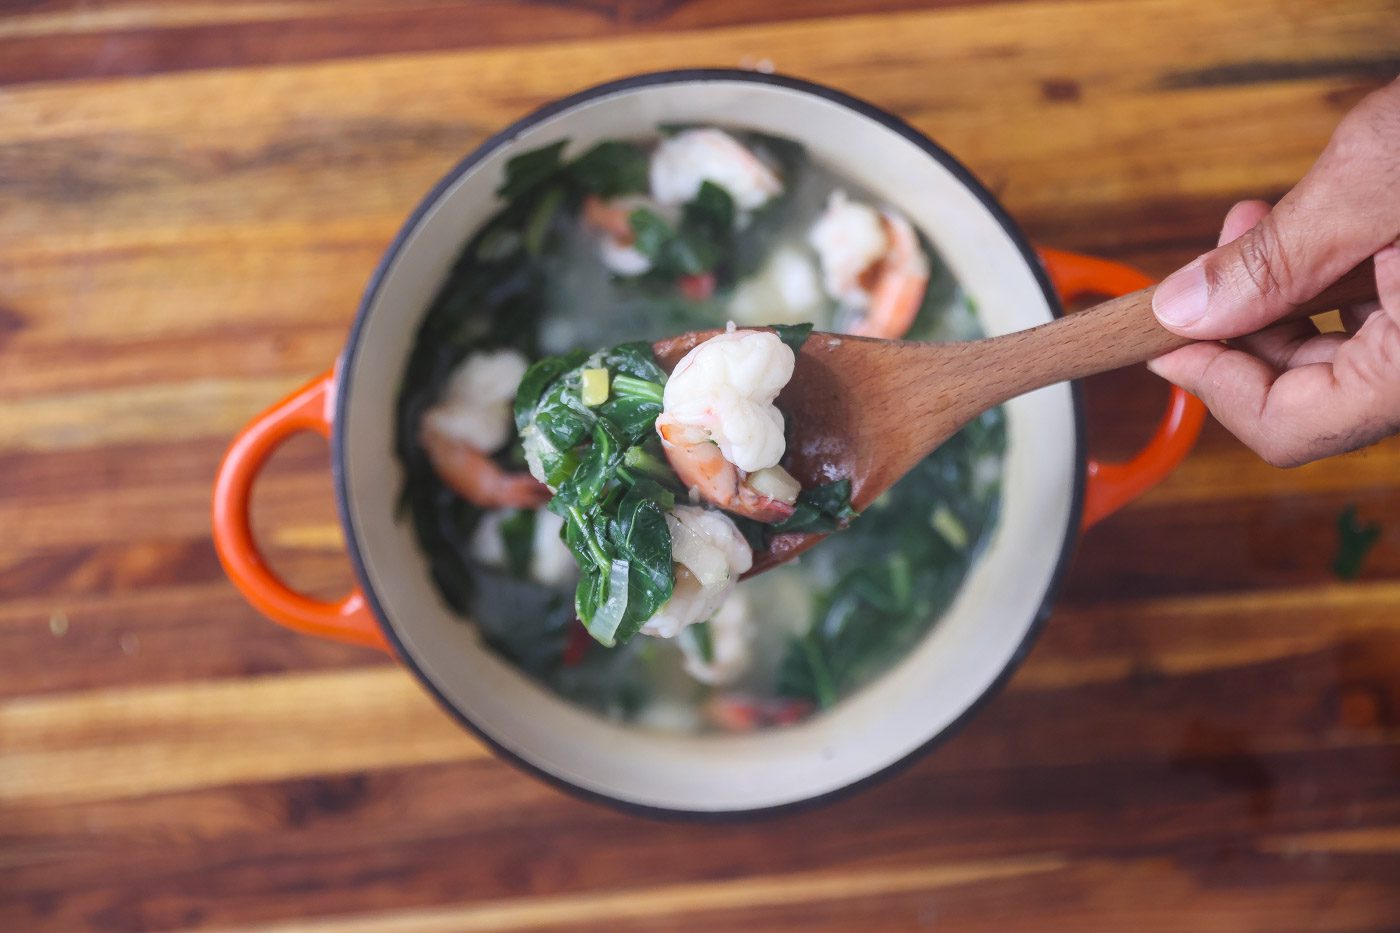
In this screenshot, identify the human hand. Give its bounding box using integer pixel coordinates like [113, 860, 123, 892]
[1148, 76, 1400, 467]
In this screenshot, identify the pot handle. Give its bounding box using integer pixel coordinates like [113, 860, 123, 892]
[212, 369, 390, 652]
[1036, 247, 1207, 530]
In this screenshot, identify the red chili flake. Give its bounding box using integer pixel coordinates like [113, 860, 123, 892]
[677, 272, 716, 301]
[562, 620, 592, 667]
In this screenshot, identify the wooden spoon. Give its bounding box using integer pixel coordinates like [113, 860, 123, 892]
[654, 260, 1379, 576]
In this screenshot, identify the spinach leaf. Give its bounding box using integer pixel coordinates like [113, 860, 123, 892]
[777, 408, 1006, 708]
[517, 344, 678, 647]
[523, 185, 566, 256]
[534, 377, 596, 451]
[559, 419, 625, 508]
[600, 393, 663, 438]
[1334, 504, 1381, 580]
[498, 509, 537, 579]
[612, 480, 676, 642]
[603, 341, 668, 383]
[772, 479, 858, 533]
[601, 355, 666, 437]
[628, 209, 674, 262]
[627, 183, 738, 279]
[771, 322, 813, 353]
[681, 620, 714, 664]
[496, 140, 568, 200]
[683, 181, 735, 245]
[567, 141, 650, 198]
[515, 350, 587, 430]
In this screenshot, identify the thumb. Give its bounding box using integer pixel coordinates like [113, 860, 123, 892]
[1153, 76, 1400, 340]
[1151, 212, 1320, 340]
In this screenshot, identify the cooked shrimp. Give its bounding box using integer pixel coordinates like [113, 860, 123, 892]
[581, 194, 653, 276]
[704, 694, 813, 732]
[657, 329, 799, 523]
[650, 128, 782, 211]
[678, 589, 753, 685]
[656, 420, 795, 523]
[421, 350, 549, 509]
[809, 192, 930, 339]
[661, 329, 793, 471]
[641, 505, 753, 639]
[420, 426, 549, 509]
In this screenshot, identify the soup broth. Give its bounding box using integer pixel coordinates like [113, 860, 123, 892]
[396, 128, 1005, 734]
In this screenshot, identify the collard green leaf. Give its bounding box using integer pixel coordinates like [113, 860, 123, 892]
[603, 341, 668, 384]
[496, 140, 568, 200]
[626, 183, 737, 279]
[534, 378, 596, 451]
[683, 181, 735, 242]
[567, 141, 650, 198]
[523, 185, 565, 256]
[628, 209, 674, 263]
[498, 509, 536, 579]
[777, 412, 1007, 708]
[559, 419, 625, 509]
[599, 394, 663, 438]
[515, 350, 587, 430]
[612, 481, 675, 642]
[771, 322, 813, 353]
[681, 621, 714, 664]
[772, 479, 858, 533]
[515, 344, 680, 648]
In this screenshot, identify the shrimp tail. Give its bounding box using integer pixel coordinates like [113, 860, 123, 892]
[421, 427, 550, 510]
[658, 418, 796, 524]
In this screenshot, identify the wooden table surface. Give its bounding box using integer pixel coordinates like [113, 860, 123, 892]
[4, 1, 1400, 930]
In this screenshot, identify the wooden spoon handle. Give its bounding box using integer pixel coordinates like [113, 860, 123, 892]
[985, 258, 1379, 399]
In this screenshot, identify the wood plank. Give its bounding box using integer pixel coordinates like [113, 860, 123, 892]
[186, 857, 1069, 933]
[3, 1, 1399, 929]
[5, 572, 1399, 808]
[0, 581, 376, 700]
[0, 0, 1067, 88]
[4, 1, 1395, 241]
[2, 745, 1397, 929]
[0, 667, 480, 806]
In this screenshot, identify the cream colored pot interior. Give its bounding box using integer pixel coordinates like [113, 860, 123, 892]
[338, 77, 1077, 813]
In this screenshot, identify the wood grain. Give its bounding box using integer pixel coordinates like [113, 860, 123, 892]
[2, 0, 1399, 929]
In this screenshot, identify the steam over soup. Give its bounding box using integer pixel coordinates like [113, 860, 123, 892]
[397, 128, 1005, 734]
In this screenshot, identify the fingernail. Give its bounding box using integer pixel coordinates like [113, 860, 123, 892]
[1154, 259, 1209, 328]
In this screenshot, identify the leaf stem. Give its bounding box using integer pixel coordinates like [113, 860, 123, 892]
[801, 634, 838, 709]
[623, 445, 677, 484]
[612, 375, 664, 404]
[568, 505, 611, 571]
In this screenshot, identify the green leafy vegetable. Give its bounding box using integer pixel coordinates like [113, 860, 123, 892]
[496, 140, 568, 200]
[498, 509, 537, 579]
[627, 182, 738, 278]
[772, 479, 859, 534]
[680, 621, 715, 666]
[778, 408, 1005, 708]
[1334, 504, 1381, 580]
[521, 345, 678, 646]
[515, 350, 588, 431]
[771, 322, 813, 353]
[523, 185, 565, 256]
[567, 141, 650, 198]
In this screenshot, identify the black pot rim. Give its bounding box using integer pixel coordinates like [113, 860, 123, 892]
[332, 67, 1085, 822]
